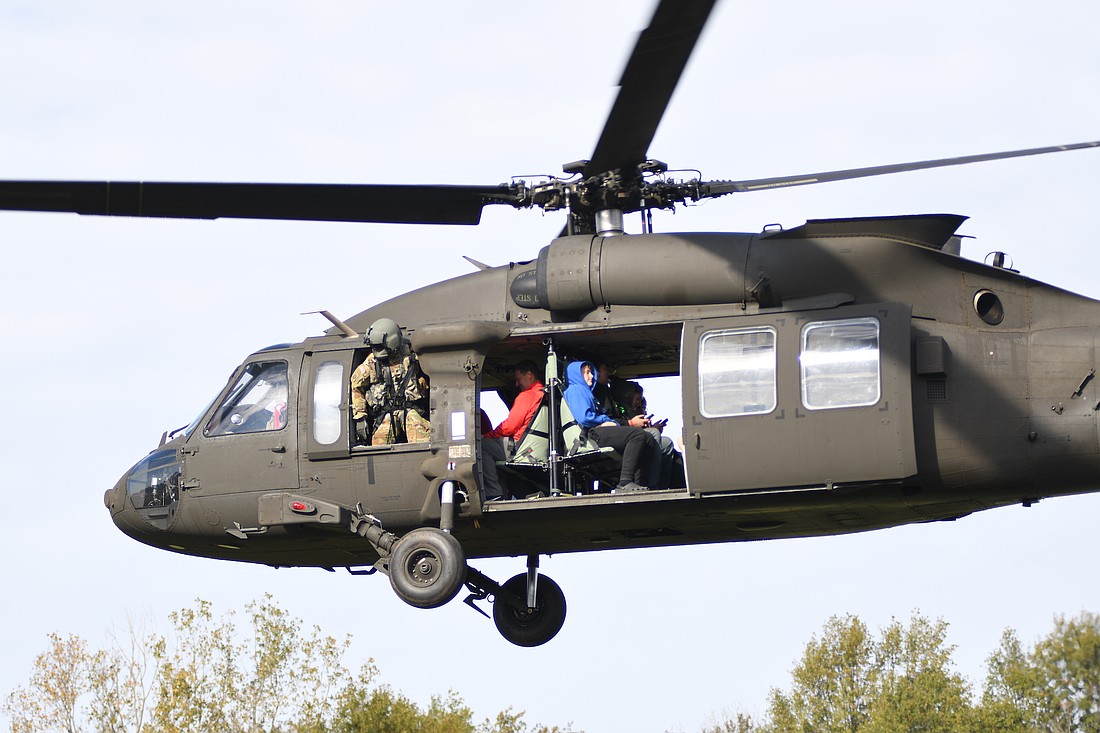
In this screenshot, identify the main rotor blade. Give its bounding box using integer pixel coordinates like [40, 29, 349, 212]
[701, 140, 1100, 196]
[584, 0, 718, 178]
[0, 181, 522, 225]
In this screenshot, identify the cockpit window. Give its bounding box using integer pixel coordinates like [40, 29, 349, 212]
[204, 361, 289, 436]
[126, 448, 182, 530]
[176, 394, 220, 440]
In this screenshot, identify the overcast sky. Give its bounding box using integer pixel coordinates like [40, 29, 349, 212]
[2, 1, 1099, 731]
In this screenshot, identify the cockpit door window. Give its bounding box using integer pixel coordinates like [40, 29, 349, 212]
[204, 361, 289, 436]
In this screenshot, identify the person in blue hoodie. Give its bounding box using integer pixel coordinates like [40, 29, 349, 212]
[562, 360, 652, 493]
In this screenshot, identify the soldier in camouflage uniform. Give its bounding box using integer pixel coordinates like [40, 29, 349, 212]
[351, 318, 431, 446]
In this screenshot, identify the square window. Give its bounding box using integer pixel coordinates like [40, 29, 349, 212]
[800, 317, 880, 410]
[699, 328, 776, 417]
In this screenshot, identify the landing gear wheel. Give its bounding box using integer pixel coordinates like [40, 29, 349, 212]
[388, 528, 466, 609]
[493, 573, 567, 647]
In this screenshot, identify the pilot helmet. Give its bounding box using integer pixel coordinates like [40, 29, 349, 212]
[368, 318, 403, 358]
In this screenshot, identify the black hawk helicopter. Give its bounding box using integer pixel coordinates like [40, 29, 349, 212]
[2, 0, 1099, 646]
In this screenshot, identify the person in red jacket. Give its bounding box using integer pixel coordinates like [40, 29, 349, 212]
[481, 359, 545, 499]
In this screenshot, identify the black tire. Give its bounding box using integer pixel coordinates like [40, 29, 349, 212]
[493, 573, 567, 647]
[388, 528, 466, 609]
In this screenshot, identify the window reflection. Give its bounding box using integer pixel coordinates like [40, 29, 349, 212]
[312, 360, 343, 445]
[204, 361, 289, 436]
[699, 327, 777, 417]
[800, 318, 881, 410]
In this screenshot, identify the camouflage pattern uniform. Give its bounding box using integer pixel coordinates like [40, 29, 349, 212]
[351, 345, 431, 445]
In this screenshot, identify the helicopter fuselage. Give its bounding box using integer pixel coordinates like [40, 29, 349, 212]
[104, 214, 1100, 572]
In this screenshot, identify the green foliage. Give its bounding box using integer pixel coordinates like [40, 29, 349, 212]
[984, 612, 1100, 733]
[977, 629, 1041, 732]
[85, 619, 161, 733]
[329, 680, 577, 733]
[764, 614, 878, 733]
[699, 712, 758, 733]
[13, 594, 1099, 733]
[862, 615, 972, 733]
[711, 611, 1100, 733]
[3, 596, 572, 733]
[5, 633, 91, 733]
[329, 680, 478, 733]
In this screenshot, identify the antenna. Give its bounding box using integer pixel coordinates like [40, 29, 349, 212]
[303, 310, 359, 338]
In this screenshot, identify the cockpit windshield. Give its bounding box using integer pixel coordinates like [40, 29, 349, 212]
[204, 361, 289, 436]
[171, 394, 219, 441]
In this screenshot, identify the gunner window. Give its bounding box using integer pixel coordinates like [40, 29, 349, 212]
[312, 360, 343, 445]
[205, 361, 289, 436]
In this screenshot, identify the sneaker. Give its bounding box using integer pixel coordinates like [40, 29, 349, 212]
[612, 482, 648, 494]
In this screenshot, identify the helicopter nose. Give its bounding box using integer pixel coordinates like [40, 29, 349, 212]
[104, 471, 146, 536]
[107, 448, 185, 538]
[105, 473, 160, 537]
[104, 459, 162, 538]
[104, 473, 125, 515]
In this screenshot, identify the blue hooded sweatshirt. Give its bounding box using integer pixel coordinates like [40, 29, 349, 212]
[563, 361, 608, 428]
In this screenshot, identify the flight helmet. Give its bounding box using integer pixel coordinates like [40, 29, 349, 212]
[368, 318, 402, 358]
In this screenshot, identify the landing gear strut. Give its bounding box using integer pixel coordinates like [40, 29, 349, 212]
[465, 555, 567, 647]
[354, 518, 565, 645]
[492, 572, 567, 647]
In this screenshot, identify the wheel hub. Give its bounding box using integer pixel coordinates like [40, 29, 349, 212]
[408, 550, 441, 585]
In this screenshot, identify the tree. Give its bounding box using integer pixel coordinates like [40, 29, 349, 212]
[765, 614, 877, 733]
[85, 618, 162, 733]
[5, 633, 92, 733]
[984, 612, 1100, 733]
[976, 629, 1042, 732]
[4, 597, 364, 733]
[329, 680, 580, 733]
[699, 712, 758, 733]
[329, 680, 473, 733]
[707, 610, 1100, 733]
[146, 599, 238, 733]
[758, 613, 975, 733]
[4, 596, 573, 733]
[862, 615, 973, 733]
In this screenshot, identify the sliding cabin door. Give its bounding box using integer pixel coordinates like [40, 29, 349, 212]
[681, 303, 916, 495]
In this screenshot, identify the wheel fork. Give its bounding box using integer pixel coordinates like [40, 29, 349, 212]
[463, 553, 541, 614]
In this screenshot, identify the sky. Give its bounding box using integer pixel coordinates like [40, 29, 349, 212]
[1, 1, 1099, 731]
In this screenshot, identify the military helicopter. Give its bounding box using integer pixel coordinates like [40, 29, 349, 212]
[2, 0, 1100, 648]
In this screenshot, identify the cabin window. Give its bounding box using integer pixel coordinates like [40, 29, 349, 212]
[800, 317, 881, 410]
[312, 360, 344, 445]
[698, 327, 777, 417]
[204, 361, 289, 436]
